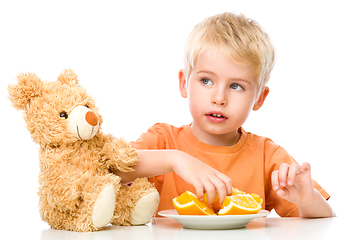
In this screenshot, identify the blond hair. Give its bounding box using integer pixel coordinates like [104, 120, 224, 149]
[184, 12, 275, 93]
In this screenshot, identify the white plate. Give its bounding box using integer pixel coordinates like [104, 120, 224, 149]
[158, 209, 270, 230]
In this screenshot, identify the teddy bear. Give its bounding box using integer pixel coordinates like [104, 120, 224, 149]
[7, 69, 160, 232]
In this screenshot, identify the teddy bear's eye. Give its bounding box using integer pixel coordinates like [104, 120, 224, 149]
[85, 104, 89, 108]
[59, 111, 68, 119]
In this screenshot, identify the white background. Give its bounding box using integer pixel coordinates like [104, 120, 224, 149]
[1, 0, 342, 237]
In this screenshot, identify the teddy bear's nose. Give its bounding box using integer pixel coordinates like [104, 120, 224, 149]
[85, 111, 98, 126]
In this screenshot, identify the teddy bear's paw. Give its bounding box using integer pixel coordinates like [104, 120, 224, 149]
[102, 137, 139, 173]
[130, 191, 160, 225]
[92, 185, 116, 228]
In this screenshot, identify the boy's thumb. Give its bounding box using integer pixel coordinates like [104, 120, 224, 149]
[300, 162, 311, 171]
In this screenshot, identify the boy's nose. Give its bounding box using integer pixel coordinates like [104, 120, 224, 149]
[212, 90, 227, 106]
[212, 98, 227, 106]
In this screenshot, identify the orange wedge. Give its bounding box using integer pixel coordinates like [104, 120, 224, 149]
[203, 192, 221, 213]
[173, 191, 216, 215]
[251, 193, 263, 205]
[231, 187, 247, 195]
[203, 188, 250, 213]
[218, 195, 262, 215]
[173, 189, 263, 216]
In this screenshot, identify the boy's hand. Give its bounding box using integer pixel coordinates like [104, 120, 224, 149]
[271, 162, 315, 207]
[115, 149, 232, 206]
[171, 152, 232, 207]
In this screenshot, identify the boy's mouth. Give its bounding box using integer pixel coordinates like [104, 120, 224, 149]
[206, 111, 227, 118]
[206, 112, 228, 123]
[209, 113, 225, 118]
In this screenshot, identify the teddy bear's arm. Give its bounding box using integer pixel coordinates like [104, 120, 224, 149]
[102, 137, 139, 173]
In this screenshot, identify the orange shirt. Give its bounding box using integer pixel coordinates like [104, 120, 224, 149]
[131, 123, 330, 217]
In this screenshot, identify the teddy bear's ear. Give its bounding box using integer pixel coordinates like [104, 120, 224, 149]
[8, 73, 43, 111]
[57, 69, 79, 86]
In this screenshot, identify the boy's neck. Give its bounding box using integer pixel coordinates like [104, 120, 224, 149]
[190, 124, 242, 147]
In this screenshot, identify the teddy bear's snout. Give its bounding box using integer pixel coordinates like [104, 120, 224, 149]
[67, 105, 99, 140]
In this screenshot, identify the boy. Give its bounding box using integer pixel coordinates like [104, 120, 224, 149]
[115, 12, 334, 217]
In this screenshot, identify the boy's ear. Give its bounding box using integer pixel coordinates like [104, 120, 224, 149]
[178, 70, 188, 98]
[253, 87, 269, 111]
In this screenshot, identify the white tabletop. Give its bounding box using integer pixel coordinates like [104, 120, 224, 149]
[34, 216, 340, 240]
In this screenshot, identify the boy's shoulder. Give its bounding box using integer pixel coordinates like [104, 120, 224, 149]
[244, 129, 297, 165]
[243, 128, 281, 153]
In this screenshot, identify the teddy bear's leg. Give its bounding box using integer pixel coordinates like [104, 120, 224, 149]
[40, 174, 121, 232]
[92, 184, 116, 228]
[39, 190, 100, 232]
[130, 190, 160, 225]
[82, 174, 121, 230]
[111, 178, 159, 226]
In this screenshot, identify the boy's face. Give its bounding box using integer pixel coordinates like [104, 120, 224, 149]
[179, 46, 269, 146]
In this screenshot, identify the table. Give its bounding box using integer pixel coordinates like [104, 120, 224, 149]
[38, 217, 340, 240]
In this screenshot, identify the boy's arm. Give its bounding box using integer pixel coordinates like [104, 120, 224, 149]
[272, 162, 335, 218]
[297, 189, 335, 218]
[114, 149, 232, 206]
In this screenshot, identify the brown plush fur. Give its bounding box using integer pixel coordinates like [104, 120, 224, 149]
[8, 69, 158, 232]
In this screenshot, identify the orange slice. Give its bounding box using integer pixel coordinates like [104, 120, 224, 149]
[172, 191, 216, 215]
[231, 187, 247, 195]
[203, 188, 249, 213]
[218, 195, 262, 215]
[251, 193, 263, 205]
[203, 192, 221, 213]
[173, 189, 263, 216]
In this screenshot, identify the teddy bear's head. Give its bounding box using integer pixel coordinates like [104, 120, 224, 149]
[8, 69, 103, 146]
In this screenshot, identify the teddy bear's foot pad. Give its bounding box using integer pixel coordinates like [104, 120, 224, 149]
[130, 191, 160, 225]
[92, 185, 116, 228]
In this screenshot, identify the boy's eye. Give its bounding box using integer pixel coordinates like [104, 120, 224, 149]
[201, 78, 213, 86]
[231, 83, 243, 91]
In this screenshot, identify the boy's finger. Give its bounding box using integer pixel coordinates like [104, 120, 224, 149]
[193, 181, 205, 201]
[202, 181, 216, 206]
[278, 163, 290, 187]
[211, 178, 228, 206]
[287, 163, 301, 185]
[216, 173, 232, 194]
[271, 170, 280, 190]
[276, 188, 290, 200]
[300, 162, 311, 172]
